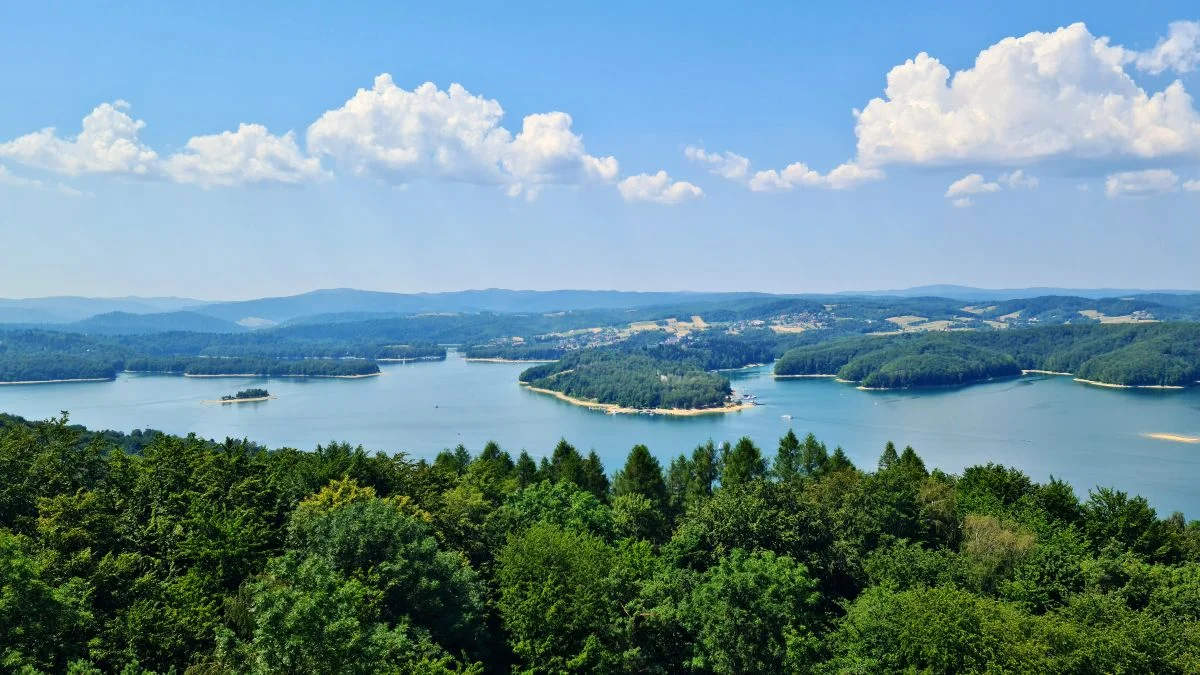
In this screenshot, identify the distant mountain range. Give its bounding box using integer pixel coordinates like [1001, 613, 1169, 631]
[0, 296, 200, 324]
[1, 286, 1197, 330]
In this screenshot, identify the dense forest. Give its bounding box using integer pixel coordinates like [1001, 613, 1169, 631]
[1, 414, 1198, 673]
[776, 323, 1200, 388]
[0, 330, 428, 382]
[461, 344, 566, 361]
[124, 356, 380, 377]
[520, 350, 733, 410]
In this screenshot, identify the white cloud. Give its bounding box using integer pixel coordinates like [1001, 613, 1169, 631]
[1104, 169, 1179, 197]
[163, 124, 327, 188]
[945, 173, 1001, 198]
[306, 75, 617, 198]
[999, 169, 1039, 189]
[952, 197, 974, 208]
[1077, 183, 1091, 191]
[855, 23, 1200, 167]
[749, 160, 882, 191]
[617, 171, 703, 204]
[1183, 179, 1200, 191]
[684, 145, 750, 179]
[686, 22, 1200, 198]
[685, 145, 882, 192]
[1134, 21, 1200, 75]
[0, 101, 158, 176]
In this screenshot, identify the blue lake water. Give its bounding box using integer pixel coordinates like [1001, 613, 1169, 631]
[1, 352, 1198, 516]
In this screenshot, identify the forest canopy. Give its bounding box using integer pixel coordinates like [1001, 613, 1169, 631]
[0, 415, 1198, 673]
[775, 323, 1200, 388]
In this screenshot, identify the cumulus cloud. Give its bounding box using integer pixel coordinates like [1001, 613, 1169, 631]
[855, 23, 1200, 167]
[617, 171, 703, 204]
[999, 169, 1039, 189]
[163, 124, 327, 188]
[684, 145, 750, 180]
[0, 101, 158, 176]
[1134, 21, 1200, 75]
[945, 173, 1001, 198]
[1183, 179, 1200, 191]
[688, 22, 1200, 198]
[306, 75, 618, 197]
[685, 145, 882, 192]
[1104, 169, 1179, 197]
[952, 198, 974, 208]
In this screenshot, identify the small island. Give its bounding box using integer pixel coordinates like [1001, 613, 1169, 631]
[209, 388, 275, 404]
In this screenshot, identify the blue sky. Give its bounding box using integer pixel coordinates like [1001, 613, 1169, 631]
[1, 2, 1198, 299]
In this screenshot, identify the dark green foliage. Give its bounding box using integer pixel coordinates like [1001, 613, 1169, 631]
[775, 322, 1200, 388]
[2, 414, 1199, 673]
[720, 437, 766, 488]
[520, 350, 732, 410]
[222, 388, 269, 401]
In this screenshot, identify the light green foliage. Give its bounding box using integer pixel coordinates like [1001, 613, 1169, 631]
[1, 414, 1199, 673]
[684, 549, 822, 674]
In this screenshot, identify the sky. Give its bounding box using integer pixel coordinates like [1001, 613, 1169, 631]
[1, 2, 1198, 300]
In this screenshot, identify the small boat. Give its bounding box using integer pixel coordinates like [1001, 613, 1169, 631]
[781, 414, 793, 420]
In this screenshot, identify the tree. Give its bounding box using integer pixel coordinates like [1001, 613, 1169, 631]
[581, 450, 610, 503]
[772, 430, 801, 482]
[827, 446, 855, 472]
[495, 523, 623, 673]
[513, 451, 538, 487]
[799, 432, 830, 477]
[0, 531, 93, 672]
[547, 439, 586, 488]
[684, 549, 822, 674]
[613, 445, 668, 514]
[878, 441, 899, 471]
[721, 437, 766, 488]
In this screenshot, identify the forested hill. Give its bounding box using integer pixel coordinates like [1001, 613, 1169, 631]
[775, 323, 1200, 388]
[2, 414, 1199, 672]
[519, 350, 733, 410]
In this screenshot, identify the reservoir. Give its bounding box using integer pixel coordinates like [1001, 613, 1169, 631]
[1, 352, 1198, 516]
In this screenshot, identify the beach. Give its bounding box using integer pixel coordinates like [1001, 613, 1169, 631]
[521, 384, 755, 416]
[0, 377, 114, 385]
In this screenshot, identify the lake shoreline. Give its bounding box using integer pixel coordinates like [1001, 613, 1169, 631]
[1143, 432, 1200, 443]
[1074, 378, 1185, 390]
[181, 372, 382, 380]
[0, 377, 114, 386]
[521, 384, 755, 416]
[774, 373, 838, 379]
[465, 357, 558, 364]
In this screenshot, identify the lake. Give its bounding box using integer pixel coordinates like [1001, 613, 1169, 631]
[2, 351, 1198, 516]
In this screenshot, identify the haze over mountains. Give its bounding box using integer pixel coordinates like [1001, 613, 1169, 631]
[1, 286, 1198, 331]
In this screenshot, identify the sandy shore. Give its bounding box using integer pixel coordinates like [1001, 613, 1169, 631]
[203, 395, 277, 405]
[774, 373, 838, 379]
[1022, 369, 1073, 376]
[1074, 378, 1184, 390]
[0, 377, 113, 385]
[465, 357, 558, 364]
[376, 357, 444, 363]
[183, 372, 381, 379]
[1143, 432, 1200, 444]
[522, 384, 755, 416]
